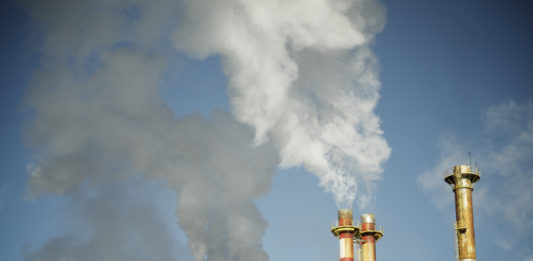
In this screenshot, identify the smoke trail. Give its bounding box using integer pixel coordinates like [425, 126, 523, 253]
[21, 1, 278, 260]
[174, 0, 391, 208]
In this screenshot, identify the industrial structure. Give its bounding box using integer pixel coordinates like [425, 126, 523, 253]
[359, 214, 383, 261]
[329, 162, 480, 260]
[444, 164, 481, 261]
[331, 209, 383, 261]
[331, 209, 358, 261]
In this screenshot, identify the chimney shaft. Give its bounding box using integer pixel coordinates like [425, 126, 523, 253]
[332, 209, 358, 261]
[360, 214, 382, 261]
[444, 164, 481, 261]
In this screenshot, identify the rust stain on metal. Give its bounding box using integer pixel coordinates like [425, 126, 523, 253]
[444, 164, 481, 261]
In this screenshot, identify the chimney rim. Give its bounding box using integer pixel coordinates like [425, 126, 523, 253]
[361, 213, 375, 224]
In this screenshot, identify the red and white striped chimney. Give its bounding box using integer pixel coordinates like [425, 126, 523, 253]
[331, 209, 358, 261]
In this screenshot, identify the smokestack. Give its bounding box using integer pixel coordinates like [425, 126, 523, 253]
[444, 165, 481, 261]
[331, 209, 359, 261]
[359, 213, 383, 261]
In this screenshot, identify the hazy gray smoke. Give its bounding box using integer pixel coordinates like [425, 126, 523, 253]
[24, 177, 193, 261]
[21, 0, 278, 260]
[174, 0, 391, 208]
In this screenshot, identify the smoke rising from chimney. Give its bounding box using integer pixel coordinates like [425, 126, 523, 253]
[174, 0, 391, 208]
[21, 0, 390, 260]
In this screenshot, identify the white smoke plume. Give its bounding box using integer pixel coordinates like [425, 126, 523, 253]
[174, 0, 391, 208]
[20, 0, 278, 260]
[21, 0, 390, 259]
[418, 99, 533, 260]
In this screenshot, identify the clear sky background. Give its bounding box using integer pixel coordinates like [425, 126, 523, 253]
[1, 0, 532, 261]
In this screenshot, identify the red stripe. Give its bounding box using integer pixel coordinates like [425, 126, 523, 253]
[340, 232, 353, 239]
[361, 222, 377, 243]
[340, 258, 354, 261]
[361, 223, 375, 231]
[339, 218, 353, 226]
[363, 235, 375, 243]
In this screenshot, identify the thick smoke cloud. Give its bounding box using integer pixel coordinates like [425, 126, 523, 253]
[21, 0, 278, 260]
[24, 177, 193, 261]
[418, 99, 533, 260]
[22, 0, 390, 259]
[174, 0, 390, 208]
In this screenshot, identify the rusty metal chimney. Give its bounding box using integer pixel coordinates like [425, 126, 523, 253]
[331, 209, 359, 261]
[444, 164, 481, 261]
[359, 213, 383, 261]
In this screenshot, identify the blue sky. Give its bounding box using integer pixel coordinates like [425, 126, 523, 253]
[1, 0, 532, 260]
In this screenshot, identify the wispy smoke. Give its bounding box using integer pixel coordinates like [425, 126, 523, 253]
[418, 99, 533, 260]
[174, 0, 390, 208]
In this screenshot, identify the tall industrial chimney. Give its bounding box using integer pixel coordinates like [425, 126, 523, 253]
[444, 165, 481, 261]
[331, 209, 359, 261]
[359, 213, 383, 261]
